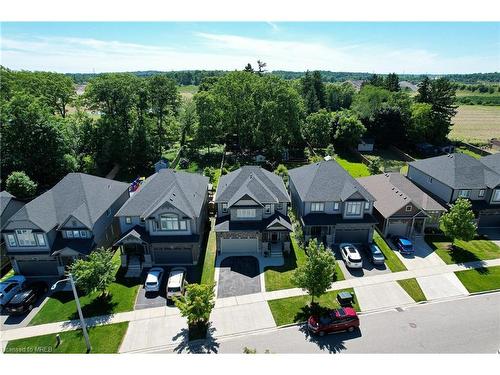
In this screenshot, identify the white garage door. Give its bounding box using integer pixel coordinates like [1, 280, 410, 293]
[220, 238, 259, 253]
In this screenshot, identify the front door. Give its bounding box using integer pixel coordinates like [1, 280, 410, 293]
[270, 232, 279, 243]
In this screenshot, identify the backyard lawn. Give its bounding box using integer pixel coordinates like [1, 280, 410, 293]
[455, 266, 500, 293]
[334, 152, 370, 178]
[427, 236, 500, 265]
[455, 146, 483, 160]
[397, 278, 427, 302]
[5, 322, 129, 354]
[267, 288, 359, 326]
[364, 148, 408, 174]
[373, 231, 407, 272]
[29, 252, 141, 326]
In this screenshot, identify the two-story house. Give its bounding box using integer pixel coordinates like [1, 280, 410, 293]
[358, 173, 446, 238]
[214, 166, 292, 256]
[1, 191, 26, 273]
[114, 169, 209, 273]
[2, 173, 129, 277]
[288, 160, 377, 246]
[407, 153, 500, 231]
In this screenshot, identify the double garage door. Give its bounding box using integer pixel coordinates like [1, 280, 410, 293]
[16, 260, 59, 276]
[335, 229, 370, 244]
[152, 246, 193, 265]
[220, 238, 259, 254]
[478, 213, 500, 229]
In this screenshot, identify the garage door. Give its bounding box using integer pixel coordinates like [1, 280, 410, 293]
[387, 220, 411, 237]
[152, 247, 193, 265]
[220, 238, 259, 253]
[478, 213, 500, 229]
[334, 229, 369, 244]
[16, 260, 59, 276]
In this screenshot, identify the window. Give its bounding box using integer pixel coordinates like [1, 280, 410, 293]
[334, 202, 340, 210]
[493, 189, 500, 202]
[265, 204, 271, 214]
[36, 233, 46, 246]
[80, 230, 87, 238]
[458, 190, 471, 198]
[364, 201, 370, 210]
[160, 215, 179, 230]
[478, 190, 485, 198]
[311, 202, 324, 212]
[125, 217, 132, 224]
[67, 230, 73, 238]
[405, 205, 412, 212]
[428, 177, 433, 184]
[345, 202, 362, 216]
[15, 229, 37, 246]
[179, 221, 187, 230]
[73, 230, 80, 238]
[237, 209, 256, 218]
[6, 234, 17, 247]
[222, 203, 228, 213]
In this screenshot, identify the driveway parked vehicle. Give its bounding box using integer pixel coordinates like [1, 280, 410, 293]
[0, 275, 26, 308]
[365, 243, 385, 265]
[307, 307, 360, 336]
[339, 243, 363, 269]
[3, 281, 48, 315]
[166, 267, 187, 300]
[393, 236, 414, 255]
[144, 268, 164, 293]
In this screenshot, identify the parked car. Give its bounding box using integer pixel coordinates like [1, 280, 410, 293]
[339, 243, 363, 269]
[307, 307, 360, 336]
[393, 236, 414, 255]
[3, 281, 48, 315]
[0, 275, 26, 308]
[166, 267, 187, 300]
[365, 243, 385, 265]
[144, 267, 164, 293]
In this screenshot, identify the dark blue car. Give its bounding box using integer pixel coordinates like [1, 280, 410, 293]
[394, 236, 414, 255]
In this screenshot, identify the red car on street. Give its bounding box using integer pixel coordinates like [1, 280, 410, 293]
[307, 307, 360, 336]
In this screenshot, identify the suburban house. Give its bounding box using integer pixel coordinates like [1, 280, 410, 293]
[288, 160, 377, 246]
[214, 166, 292, 256]
[1, 191, 26, 273]
[2, 173, 129, 277]
[481, 153, 500, 174]
[114, 169, 209, 273]
[357, 173, 447, 238]
[407, 153, 500, 230]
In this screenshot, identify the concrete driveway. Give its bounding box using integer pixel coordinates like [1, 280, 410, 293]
[217, 256, 261, 298]
[391, 237, 446, 270]
[354, 281, 414, 311]
[417, 273, 469, 300]
[333, 246, 391, 279]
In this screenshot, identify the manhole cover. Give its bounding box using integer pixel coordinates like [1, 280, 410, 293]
[409, 322, 417, 328]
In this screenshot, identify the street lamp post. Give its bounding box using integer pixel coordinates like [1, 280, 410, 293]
[51, 273, 91, 353]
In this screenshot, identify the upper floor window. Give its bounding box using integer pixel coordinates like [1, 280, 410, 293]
[345, 201, 362, 216]
[125, 217, 132, 224]
[35, 233, 46, 246]
[364, 201, 370, 210]
[80, 230, 88, 238]
[276, 203, 283, 210]
[15, 229, 37, 246]
[160, 214, 187, 231]
[265, 204, 271, 214]
[405, 205, 412, 212]
[493, 189, 500, 202]
[237, 208, 256, 219]
[334, 202, 340, 210]
[222, 203, 228, 213]
[6, 234, 17, 247]
[458, 190, 471, 199]
[478, 190, 485, 198]
[311, 202, 324, 212]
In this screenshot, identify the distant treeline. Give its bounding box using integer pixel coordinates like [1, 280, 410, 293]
[67, 70, 500, 85]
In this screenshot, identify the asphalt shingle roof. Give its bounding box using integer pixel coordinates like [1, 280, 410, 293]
[0, 191, 15, 216]
[5, 173, 129, 232]
[288, 160, 374, 202]
[409, 153, 500, 189]
[215, 166, 290, 204]
[357, 173, 446, 218]
[480, 153, 500, 175]
[115, 169, 208, 219]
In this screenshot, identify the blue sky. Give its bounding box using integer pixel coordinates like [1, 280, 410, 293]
[1, 22, 499, 73]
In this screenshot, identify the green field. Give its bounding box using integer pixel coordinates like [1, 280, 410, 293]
[450, 105, 500, 143]
[179, 85, 198, 100]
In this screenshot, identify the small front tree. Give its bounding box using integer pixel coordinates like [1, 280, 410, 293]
[439, 198, 477, 247]
[174, 282, 216, 340]
[291, 239, 337, 304]
[71, 248, 117, 296]
[6, 171, 37, 199]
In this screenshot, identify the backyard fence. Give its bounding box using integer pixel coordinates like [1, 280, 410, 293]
[457, 141, 492, 157]
[389, 146, 416, 162]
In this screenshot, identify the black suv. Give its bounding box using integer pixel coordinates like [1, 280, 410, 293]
[4, 282, 48, 315]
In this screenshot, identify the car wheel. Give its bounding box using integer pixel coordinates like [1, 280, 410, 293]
[347, 326, 355, 333]
[319, 331, 325, 337]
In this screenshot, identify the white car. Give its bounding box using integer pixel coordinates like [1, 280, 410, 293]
[166, 267, 187, 300]
[0, 275, 27, 307]
[339, 243, 363, 269]
[144, 268, 164, 293]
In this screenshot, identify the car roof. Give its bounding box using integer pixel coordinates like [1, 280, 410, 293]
[399, 238, 412, 245]
[8, 290, 32, 304]
[146, 272, 160, 283]
[168, 269, 185, 287]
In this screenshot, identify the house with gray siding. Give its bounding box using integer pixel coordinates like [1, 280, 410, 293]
[288, 160, 377, 246]
[2, 173, 129, 277]
[407, 153, 500, 230]
[114, 169, 209, 272]
[214, 166, 292, 256]
[1, 191, 26, 272]
[357, 173, 446, 238]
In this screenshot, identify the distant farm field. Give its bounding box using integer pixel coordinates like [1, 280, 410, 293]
[450, 105, 500, 143]
[179, 85, 198, 100]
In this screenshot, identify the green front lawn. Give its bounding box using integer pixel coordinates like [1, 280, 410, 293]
[0, 268, 15, 282]
[397, 278, 427, 302]
[373, 231, 407, 272]
[200, 221, 217, 285]
[427, 235, 500, 264]
[267, 288, 359, 326]
[29, 253, 140, 326]
[5, 322, 129, 354]
[455, 266, 500, 293]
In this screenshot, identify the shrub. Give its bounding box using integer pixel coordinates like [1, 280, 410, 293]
[5, 171, 37, 199]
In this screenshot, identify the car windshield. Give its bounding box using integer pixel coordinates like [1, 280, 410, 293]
[347, 247, 357, 253]
[168, 287, 181, 293]
[146, 281, 157, 286]
[348, 256, 361, 263]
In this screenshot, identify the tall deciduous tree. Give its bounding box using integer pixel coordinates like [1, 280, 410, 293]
[440, 198, 477, 247]
[301, 109, 332, 147]
[326, 82, 355, 111]
[331, 111, 366, 149]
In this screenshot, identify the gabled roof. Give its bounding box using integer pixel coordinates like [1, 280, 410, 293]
[409, 153, 500, 189]
[5, 173, 129, 233]
[480, 153, 500, 174]
[357, 173, 446, 218]
[115, 169, 208, 219]
[215, 166, 290, 204]
[1, 191, 15, 215]
[288, 160, 374, 202]
[1, 191, 25, 226]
